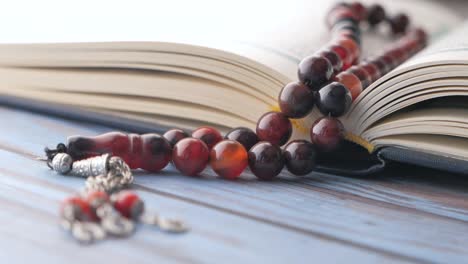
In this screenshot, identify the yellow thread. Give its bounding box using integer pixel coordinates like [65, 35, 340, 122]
[344, 132, 375, 153]
[268, 105, 309, 134]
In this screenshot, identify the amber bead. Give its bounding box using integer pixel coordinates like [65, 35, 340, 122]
[298, 56, 333, 90]
[310, 117, 345, 152]
[192, 126, 223, 150]
[335, 36, 360, 63]
[225, 127, 258, 151]
[316, 82, 352, 117]
[248, 142, 284, 180]
[389, 13, 410, 35]
[113, 191, 144, 220]
[367, 4, 385, 26]
[284, 140, 317, 176]
[319, 50, 343, 73]
[330, 44, 353, 70]
[210, 140, 248, 180]
[279, 82, 315, 118]
[163, 129, 189, 147]
[350, 2, 367, 21]
[334, 71, 362, 100]
[172, 138, 210, 176]
[361, 62, 381, 82]
[60, 196, 93, 221]
[348, 66, 371, 89]
[256, 112, 292, 146]
[370, 57, 390, 75]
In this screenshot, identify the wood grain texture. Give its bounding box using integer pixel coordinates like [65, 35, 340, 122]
[1, 107, 468, 263]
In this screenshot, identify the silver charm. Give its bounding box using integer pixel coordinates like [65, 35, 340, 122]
[51, 153, 73, 174]
[96, 203, 135, 236]
[140, 214, 189, 233]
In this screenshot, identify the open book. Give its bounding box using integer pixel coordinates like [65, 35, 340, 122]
[0, 0, 467, 174]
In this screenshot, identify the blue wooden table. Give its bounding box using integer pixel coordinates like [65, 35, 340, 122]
[1, 106, 468, 264]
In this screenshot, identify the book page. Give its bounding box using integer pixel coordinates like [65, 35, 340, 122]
[0, 0, 460, 81]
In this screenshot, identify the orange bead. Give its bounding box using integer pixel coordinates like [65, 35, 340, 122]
[334, 72, 363, 101]
[335, 37, 360, 63]
[210, 140, 248, 180]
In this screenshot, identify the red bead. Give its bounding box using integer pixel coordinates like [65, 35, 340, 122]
[225, 127, 258, 151]
[367, 4, 386, 26]
[256, 112, 292, 146]
[361, 62, 381, 82]
[284, 140, 317, 176]
[60, 196, 93, 221]
[172, 138, 210, 176]
[279, 82, 315, 118]
[248, 142, 284, 180]
[334, 71, 362, 101]
[316, 82, 352, 117]
[298, 56, 333, 90]
[67, 132, 171, 172]
[192, 126, 223, 150]
[330, 44, 353, 70]
[389, 13, 410, 35]
[113, 191, 144, 219]
[319, 50, 343, 73]
[310, 117, 345, 152]
[348, 66, 372, 89]
[335, 36, 360, 63]
[210, 140, 248, 180]
[350, 2, 367, 21]
[163, 129, 189, 147]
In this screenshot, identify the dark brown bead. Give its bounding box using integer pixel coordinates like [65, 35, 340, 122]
[298, 56, 333, 90]
[163, 129, 189, 147]
[370, 57, 390, 75]
[380, 55, 397, 70]
[350, 2, 367, 21]
[279, 82, 315, 118]
[367, 4, 385, 26]
[284, 140, 317, 176]
[330, 44, 353, 70]
[248, 142, 284, 180]
[310, 117, 345, 152]
[192, 126, 223, 150]
[256, 112, 292, 146]
[316, 82, 352, 117]
[361, 62, 381, 82]
[225, 127, 259, 151]
[319, 50, 343, 73]
[389, 13, 410, 35]
[348, 66, 372, 89]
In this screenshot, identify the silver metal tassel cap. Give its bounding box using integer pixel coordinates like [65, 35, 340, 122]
[51, 153, 73, 174]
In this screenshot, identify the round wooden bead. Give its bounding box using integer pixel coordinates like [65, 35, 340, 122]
[319, 50, 343, 73]
[192, 126, 223, 150]
[172, 138, 210, 176]
[113, 191, 144, 220]
[298, 56, 333, 90]
[210, 140, 248, 179]
[163, 129, 189, 147]
[248, 142, 284, 180]
[225, 127, 259, 151]
[310, 117, 345, 152]
[279, 82, 315, 118]
[333, 71, 363, 100]
[389, 13, 410, 34]
[256, 112, 292, 146]
[284, 140, 317, 176]
[316, 82, 352, 117]
[367, 4, 386, 26]
[348, 66, 372, 89]
[361, 62, 381, 82]
[335, 36, 360, 63]
[140, 134, 173, 172]
[330, 44, 353, 70]
[350, 2, 367, 21]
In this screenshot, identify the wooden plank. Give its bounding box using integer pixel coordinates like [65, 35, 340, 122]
[2, 107, 468, 263]
[0, 149, 400, 264]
